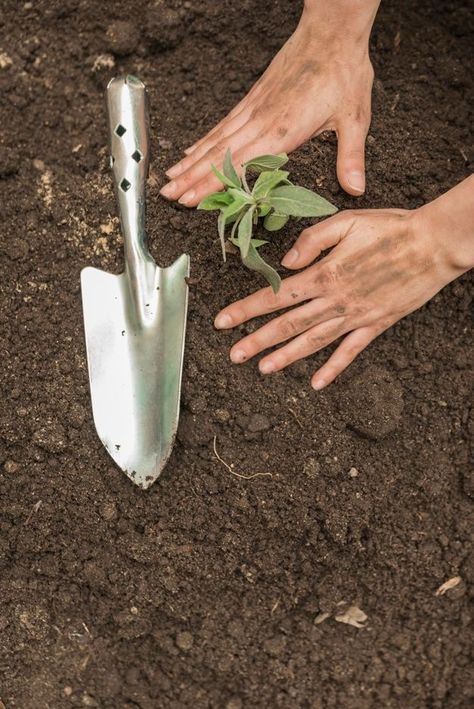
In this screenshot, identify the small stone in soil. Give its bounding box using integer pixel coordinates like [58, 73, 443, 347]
[4, 460, 19, 473]
[226, 698, 243, 709]
[349, 467, 359, 478]
[303, 457, 320, 477]
[246, 413, 271, 433]
[106, 21, 140, 56]
[32, 421, 67, 453]
[100, 501, 118, 521]
[213, 408, 230, 423]
[340, 365, 404, 439]
[175, 631, 193, 651]
[146, 6, 184, 50]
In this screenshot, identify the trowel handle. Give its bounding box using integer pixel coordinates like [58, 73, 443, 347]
[106, 75, 151, 262]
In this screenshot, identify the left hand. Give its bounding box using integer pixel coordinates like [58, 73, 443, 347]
[213, 207, 461, 389]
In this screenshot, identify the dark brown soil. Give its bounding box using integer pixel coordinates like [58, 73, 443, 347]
[1, 1, 473, 707]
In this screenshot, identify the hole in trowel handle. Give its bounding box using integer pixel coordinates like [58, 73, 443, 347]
[120, 178, 131, 192]
[115, 124, 127, 137]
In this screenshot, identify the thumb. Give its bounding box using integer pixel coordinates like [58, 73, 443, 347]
[336, 119, 368, 196]
[281, 212, 354, 269]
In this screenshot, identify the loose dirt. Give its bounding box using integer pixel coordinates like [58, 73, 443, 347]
[0, 1, 472, 707]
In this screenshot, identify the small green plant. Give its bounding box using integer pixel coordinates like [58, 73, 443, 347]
[198, 149, 338, 292]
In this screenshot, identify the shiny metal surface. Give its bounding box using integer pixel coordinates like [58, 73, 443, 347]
[81, 75, 190, 489]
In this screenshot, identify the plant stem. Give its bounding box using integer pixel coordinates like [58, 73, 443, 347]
[241, 169, 251, 195]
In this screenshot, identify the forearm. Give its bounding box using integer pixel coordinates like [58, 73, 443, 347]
[419, 174, 474, 274]
[301, 0, 381, 52]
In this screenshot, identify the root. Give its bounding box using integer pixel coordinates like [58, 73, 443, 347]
[212, 436, 273, 481]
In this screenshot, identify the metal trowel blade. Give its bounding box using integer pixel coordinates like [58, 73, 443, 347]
[81, 253, 189, 489]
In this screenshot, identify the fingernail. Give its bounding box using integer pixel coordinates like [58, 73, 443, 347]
[347, 172, 365, 195]
[160, 181, 177, 198]
[281, 248, 299, 267]
[178, 189, 196, 205]
[166, 164, 182, 178]
[230, 348, 246, 363]
[312, 378, 326, 391]
[214, 313, 233, 329]
[259, 360, 275, 374]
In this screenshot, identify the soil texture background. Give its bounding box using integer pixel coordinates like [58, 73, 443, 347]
[0, 1, 473, 707]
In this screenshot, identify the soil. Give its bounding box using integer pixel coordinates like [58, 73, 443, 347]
[0, 1, 473, 708]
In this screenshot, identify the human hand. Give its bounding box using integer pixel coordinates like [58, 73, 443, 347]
[213, 196, 471, 389]
[161, 0, 380, 207]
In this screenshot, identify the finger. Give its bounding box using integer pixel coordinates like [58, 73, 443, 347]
[160, 122, 263, 203]
[166, 104, 254, 178]
[258, 317, 348, 374]
[281, 211, 356, 269]
[214, 272, 316, 330]
[336, 117, 369, 196]
[229, 296, 336, 363]
[170, 133, 283, 207]
[311, 326, 376, 389]
[184, 79, 265, 155]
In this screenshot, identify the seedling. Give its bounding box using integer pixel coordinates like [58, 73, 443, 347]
[198, 150, 337, 292]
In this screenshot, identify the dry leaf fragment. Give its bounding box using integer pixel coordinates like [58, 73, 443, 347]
[435, 576, 461, 596]
[335, 605, 368, 628]
[314, 612, 330, 625]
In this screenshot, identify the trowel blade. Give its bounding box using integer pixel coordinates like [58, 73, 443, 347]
[81, 254, 189, 489]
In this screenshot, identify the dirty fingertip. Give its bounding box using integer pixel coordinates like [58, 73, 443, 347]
[214, 312, 233, 329]
[230, 348, 246, 364]
[311, 377, 327, 391]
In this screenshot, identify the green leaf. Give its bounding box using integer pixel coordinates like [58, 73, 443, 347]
[252, 170, 290, 200]
[236, 205, 256, 259]
[217, 211, 227, 262]
[222, 195, 248, 225]
[230, 237, 268, 249]
[211, 163, 239, 189]
[250, 238, 268, 248]
[263, 211, 289, 231]
[257, 203, 272, 217]
[198, 191, 233, 210]
[244, 153, 289, 173]
[223, 148, 241, 188]
[242, 242, 281, 293]
[268, 185, 338, 217]
[227, 187, 255, 204]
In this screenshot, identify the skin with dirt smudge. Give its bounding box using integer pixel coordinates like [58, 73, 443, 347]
[161, 0, 380, 205]
[214, 175, 474, 388]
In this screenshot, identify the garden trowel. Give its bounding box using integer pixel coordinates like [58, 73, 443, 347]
[81, 75, 189, 489]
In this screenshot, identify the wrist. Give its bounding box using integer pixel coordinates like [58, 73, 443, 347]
[415, 175, 474, 277]
[301, 0, 380, 53]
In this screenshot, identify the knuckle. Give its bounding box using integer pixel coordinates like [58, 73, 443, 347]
[209, 141, 226, 159]
[278, 317, 300, 339]
[307, 331, 327, 348]
[333, 299, 347, 315]
[261, 288, 281, 310]
[338, 209, 356, 223]
[318, 264, 342, 288]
